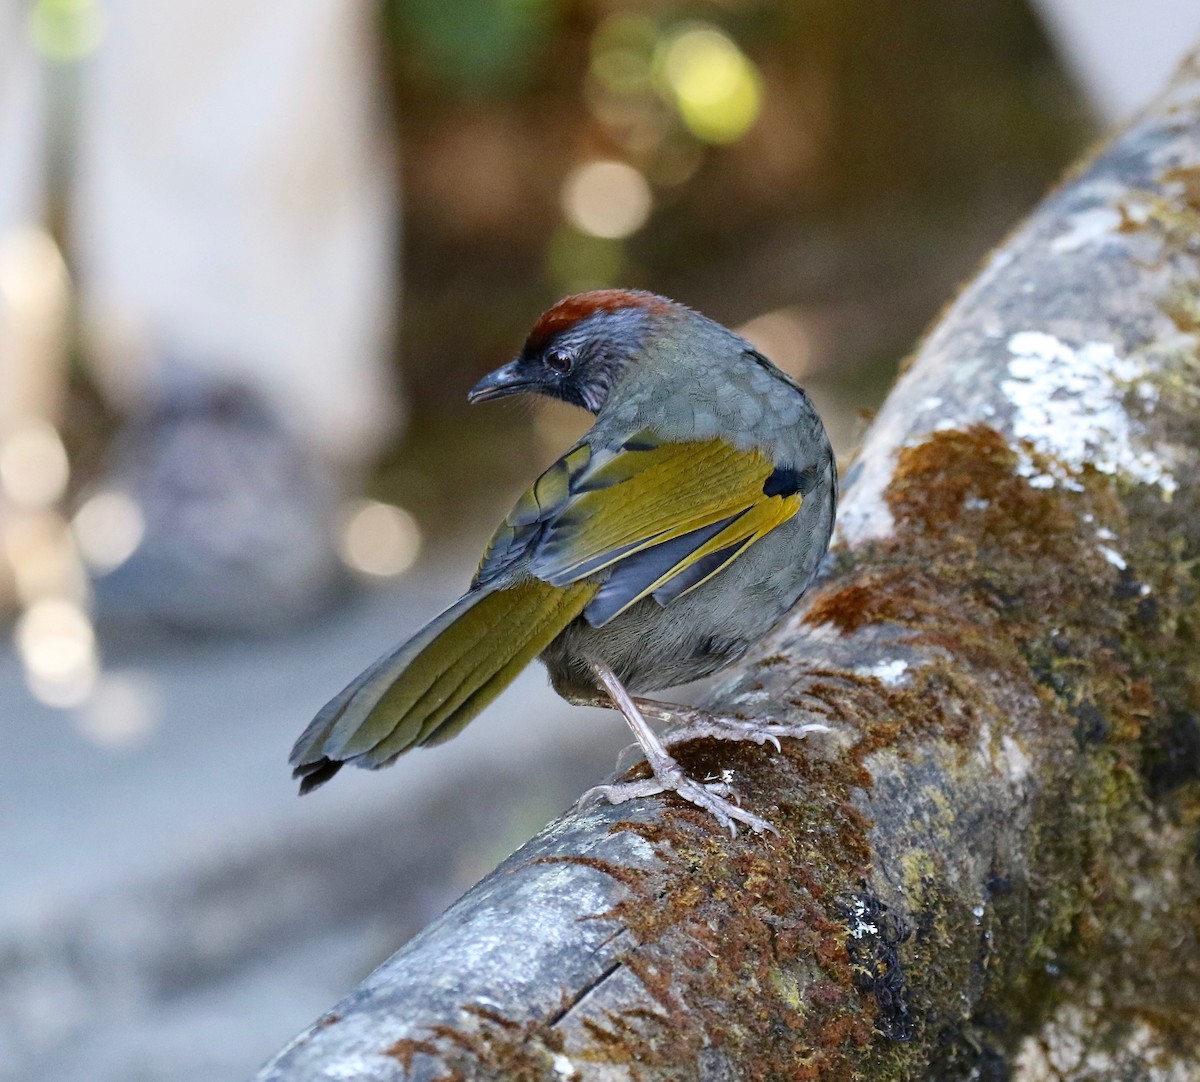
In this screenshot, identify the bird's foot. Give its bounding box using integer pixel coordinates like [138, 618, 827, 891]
[579, 661, 780, 837]
[578, 762, 778, 838]
[636, 701, 830, 752]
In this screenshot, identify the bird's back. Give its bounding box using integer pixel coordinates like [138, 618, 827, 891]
[541, 336, 837, 699]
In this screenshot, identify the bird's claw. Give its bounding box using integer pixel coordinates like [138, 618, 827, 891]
[661, 710, 830, 752]
[612, 740, 645, 775]
[703, 769, 741, 805]
[577, 768, 776, 837]
[577, 777, 666, 811]
[706, 782, 741, 808]
[678, 776, 776, 837]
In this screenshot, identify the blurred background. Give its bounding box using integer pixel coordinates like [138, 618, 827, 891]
[0, 1, 1196, 1079]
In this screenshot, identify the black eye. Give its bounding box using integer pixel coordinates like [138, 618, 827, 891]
[545, 348, 574, 375]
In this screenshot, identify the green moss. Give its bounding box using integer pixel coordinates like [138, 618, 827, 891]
[814, 418, 1200, 1067]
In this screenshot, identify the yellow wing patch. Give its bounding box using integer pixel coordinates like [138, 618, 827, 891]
[534, 438, 793, 584]
[535, 441, 796, 592]
[599, 490, 801, 621]
[473, 433, 803, 627]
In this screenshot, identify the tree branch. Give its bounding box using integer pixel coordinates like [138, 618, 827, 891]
[256, 48, 1200, 1082]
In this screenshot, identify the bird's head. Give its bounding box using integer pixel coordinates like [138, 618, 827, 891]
[468, 290, 679, 414]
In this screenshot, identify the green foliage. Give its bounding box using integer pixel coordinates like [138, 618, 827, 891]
[388, 0, 560, 96]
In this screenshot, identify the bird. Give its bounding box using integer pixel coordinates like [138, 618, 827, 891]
[290, 289, 837, 834]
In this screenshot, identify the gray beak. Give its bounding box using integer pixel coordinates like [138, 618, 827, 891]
[467, 360, 535, 404]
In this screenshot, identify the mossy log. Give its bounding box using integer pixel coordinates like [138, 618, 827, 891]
[256, 52, 1200, 1082]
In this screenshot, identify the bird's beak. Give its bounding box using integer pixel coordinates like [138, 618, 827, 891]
[467, 360, 535, 404]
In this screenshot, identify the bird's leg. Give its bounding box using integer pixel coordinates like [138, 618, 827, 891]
[566, 689, 828, 769]
[577, 660, 778, 837]
[632, 699, 831, 753]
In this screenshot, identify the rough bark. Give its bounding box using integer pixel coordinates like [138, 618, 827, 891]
[256, 51, 1200, 1082]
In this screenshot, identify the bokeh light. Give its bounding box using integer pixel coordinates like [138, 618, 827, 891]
[73, 669, 161, 748]
[0, 226, 68, 319]
[71, 490, 146, 574]
[582, 86, 672, 155]
[585, 16, 673, 157]
[338, 499, 422, 578]
[0, 421, 69, 509]
[15, 597, 98, 708]
[561, 160, 653, 240]
[737, 308, 816, 379]
[589, 15, 658, 97]
[4, 512, 87, 607]
[657, 25, 763, 144]
[26, 0, 106, 62]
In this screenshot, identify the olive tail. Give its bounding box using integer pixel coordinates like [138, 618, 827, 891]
[290, 579, 596, 793]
